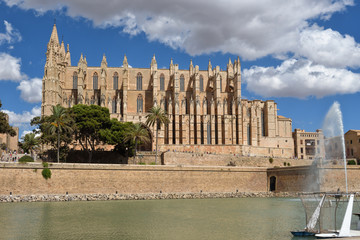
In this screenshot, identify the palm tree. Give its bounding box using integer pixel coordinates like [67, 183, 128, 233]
[145, 106, 169, 165]
[22, 132, 39, 158]
[45, 104, 72, 163]
[124, 123, 150, 160]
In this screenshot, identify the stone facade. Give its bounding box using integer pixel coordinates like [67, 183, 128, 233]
[345, 130, 360, 160]
[293, 129, 324, 160]
[41, 24, 294, 157]
[0, 114, 19, 153]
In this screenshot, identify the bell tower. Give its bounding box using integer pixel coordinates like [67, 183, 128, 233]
[41, 23, 62, 116]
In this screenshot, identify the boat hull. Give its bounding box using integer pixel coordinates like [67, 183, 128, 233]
[291, 231, 315, 237]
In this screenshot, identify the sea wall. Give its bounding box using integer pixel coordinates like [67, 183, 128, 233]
[0, 163, 267, 195]
[267, 165, 360, 193]
[1, 163, 359, 198]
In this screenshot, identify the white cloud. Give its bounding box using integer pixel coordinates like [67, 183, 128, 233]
[297, 25, 360, 68]
[0, 53, 25, 81]
[17, 78, 42, 103]
[243, 58, 360, 98]
[0, 20, 22, 45]
[2, 106, 41, 128]
[2, 0, 355, 63]
[1, 107, 41, 140]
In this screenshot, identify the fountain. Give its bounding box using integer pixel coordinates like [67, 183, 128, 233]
[321, 101, 348, 193]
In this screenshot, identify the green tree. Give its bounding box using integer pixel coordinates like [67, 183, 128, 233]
[145, 106, 169, 164]
[99, 119, 135, 156]
[21, 132, 40, 158]
[71, 104, 111, 162]
[0, 100, 16, 136]
[124, 123, 150, 158]
[45, 104, 73, 163]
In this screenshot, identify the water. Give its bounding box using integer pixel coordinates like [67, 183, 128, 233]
[0, 198, 308, 240]
[322, 101, 348, 193]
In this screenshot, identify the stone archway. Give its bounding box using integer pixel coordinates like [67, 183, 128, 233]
[269, 176, 276, 192]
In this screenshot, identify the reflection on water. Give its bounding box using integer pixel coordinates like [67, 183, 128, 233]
[0, 198, 307, 240]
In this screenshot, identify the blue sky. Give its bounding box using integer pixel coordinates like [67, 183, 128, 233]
[0, 0, 359, 139]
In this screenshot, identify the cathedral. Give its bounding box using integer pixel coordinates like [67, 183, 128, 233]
[42, 24, 294, 158]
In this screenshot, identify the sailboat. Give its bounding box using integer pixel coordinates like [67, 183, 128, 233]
[316, 193, 360, 238]
[291, 194, 325, 236]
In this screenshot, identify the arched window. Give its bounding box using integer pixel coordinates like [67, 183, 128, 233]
[112, 99, 116, 113]
[136, 73, 142, 90]
[93, 72, 98, 90]
[180, 75, 185, 92]
[207, 122, 211, 144]
[73, 72, 78, 89]
[113, 72, 119, 90]
[229, 100, 233, 115]
[247, 124, 251, 145]
[199, 75, 204, 92]
[137, 95, 143, 113]
[261, 109, 266, 136]
[160, 74, 165, 91]
[219, 76, 222, 92]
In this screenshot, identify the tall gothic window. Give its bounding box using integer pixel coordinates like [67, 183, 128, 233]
[247, 124, 251, 145]
[136, 73, 142, 90]
[160, 74, 165, 91]
[93, 72, 98, 90]
[262, 109, 266, 136]
[137, 95, 143, 113]
[112, 99, 116, 113]
[113, 72, 119, 90]
[220, 76, 222, 92]
[180, 75, 185, 92]
[199, 75, 204, 92]
[73, 72, 78, 89]
[207, 122, 211, 144]
[229, 100, 233, 115]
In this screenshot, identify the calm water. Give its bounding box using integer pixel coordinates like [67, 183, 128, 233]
[0, 198, 311, 240]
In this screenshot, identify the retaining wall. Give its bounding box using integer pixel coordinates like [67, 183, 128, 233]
[0, 163, 267, 195]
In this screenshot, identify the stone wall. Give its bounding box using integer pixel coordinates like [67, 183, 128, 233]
[0, 163, 267, 195]
[163, 151, 312, 167]
[1, 163, 359, 196]
[267, 165, 360, 193]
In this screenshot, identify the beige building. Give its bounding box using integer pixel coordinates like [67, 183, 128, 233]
[41, 24, 295, 157]
[0, 114, 19, 153]
[293, 129, 324, 160]
[345, 130, 360, 160]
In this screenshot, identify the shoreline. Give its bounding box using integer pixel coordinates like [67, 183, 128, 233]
[0, 192, 299, 203]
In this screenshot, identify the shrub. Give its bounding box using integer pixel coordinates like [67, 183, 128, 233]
[138, 162, 146, 165]
[348, 160, 356, 165]
[42, 168, 52, 180]
[19, 155, 34, 163]
[149, 162, 156, 165]
[283, 162, 287, 166]
[42, 162, 49, 168]
[269, 158, 274, 164]
[287, 162, 291, 166]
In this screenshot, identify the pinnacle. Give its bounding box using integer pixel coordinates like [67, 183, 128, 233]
[49, 23, 59, 45]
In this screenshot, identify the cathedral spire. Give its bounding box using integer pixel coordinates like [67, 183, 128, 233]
[208, 58, 212, 70]
[151, 54, 157, 66]
[123, 54, 128, 68]
[49, 23, 59, 45]
[101, 53, 107, 68]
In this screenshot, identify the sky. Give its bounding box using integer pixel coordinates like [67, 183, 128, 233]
[0, 0, 359, 139]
